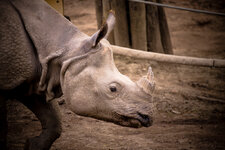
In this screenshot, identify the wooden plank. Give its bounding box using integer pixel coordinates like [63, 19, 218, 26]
[129, 1, 147, 50]
[145, 0, 163, 53]
[157, 0, 173, 54]
[111, 0, 130, 47]
[95, 0, 103, 29]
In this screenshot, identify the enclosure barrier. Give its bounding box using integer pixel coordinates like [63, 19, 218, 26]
[112, 45, 225, 68]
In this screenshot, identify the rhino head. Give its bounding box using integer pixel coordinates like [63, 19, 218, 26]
[17, 1, 155, 128]
[59, 12, 155, 128]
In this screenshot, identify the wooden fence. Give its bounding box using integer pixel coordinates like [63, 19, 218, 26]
[95, 0, 173, 54]
[95, 0, 225, 68]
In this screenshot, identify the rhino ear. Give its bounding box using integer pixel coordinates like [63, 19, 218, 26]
[104, 11, 115, 39]
[91, 11, 115, 47]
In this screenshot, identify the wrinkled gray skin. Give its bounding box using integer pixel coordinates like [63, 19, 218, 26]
[0, 0, 155, 149]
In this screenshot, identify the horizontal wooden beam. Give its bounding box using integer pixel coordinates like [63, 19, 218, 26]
[112, 45, 225, 68]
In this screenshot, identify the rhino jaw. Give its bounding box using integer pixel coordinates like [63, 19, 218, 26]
[84, 108, 153, 128]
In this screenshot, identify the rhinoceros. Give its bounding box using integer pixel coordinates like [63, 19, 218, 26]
[0, 0, 155, 149]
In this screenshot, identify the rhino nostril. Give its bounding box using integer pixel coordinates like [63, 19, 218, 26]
[138, 112, 149, 120]
[137, 112, 153, 127]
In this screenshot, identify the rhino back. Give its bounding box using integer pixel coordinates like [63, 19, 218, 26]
[0, 0, 38, 90]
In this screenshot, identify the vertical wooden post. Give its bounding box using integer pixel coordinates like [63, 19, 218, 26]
[145, 0, 163, 53]
[95, 0, 103, 29]
[111, 0, 130, 47]
[157, 0, 173, 54]
[129, 2, 147, 51]
[102, 0, 115, 44]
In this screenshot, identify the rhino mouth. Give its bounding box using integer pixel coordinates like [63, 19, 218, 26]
[115, 112, 153, 128]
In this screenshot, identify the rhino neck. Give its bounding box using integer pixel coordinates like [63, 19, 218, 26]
[9, 0, 88, 62]
[9, 0, 90, 101]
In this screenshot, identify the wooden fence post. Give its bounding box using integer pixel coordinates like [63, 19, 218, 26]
[157, 0, 173, 54]
[95, 0, 103, 29]
[111, 0, 130, 47]
[146, 0, 164, 53]
[129, 1, 147, 50]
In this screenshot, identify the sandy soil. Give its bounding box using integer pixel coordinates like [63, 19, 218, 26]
[7, 0, 225, 149]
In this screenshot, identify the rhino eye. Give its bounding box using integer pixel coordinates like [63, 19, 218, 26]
[110, 86, 117, 92]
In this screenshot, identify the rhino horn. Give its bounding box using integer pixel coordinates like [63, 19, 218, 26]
[136, 67, 155, 95]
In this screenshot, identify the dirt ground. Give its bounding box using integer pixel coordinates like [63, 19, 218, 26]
[7, 0, 225, 149]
